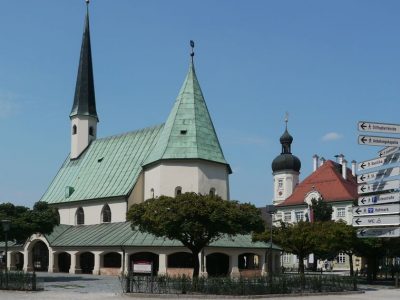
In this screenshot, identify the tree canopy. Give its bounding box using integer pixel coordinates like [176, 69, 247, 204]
[310, 198, 333, 222]
[0, 201, 58, 243]
[127, 193, 265, 277]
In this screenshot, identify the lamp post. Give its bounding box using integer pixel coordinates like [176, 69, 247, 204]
[2, 219, 11, 288]
[266, 205, 276, 279]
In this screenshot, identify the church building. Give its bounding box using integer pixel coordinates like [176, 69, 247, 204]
[271, 122, 358, 271]
[1, 3, 280, 277]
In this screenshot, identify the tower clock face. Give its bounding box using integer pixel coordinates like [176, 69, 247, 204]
[278, 191, 283, 196]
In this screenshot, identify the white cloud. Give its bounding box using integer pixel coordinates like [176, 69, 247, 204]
[322, 132, 343, 142]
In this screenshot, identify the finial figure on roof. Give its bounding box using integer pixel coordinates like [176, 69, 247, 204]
[86, 0, 90, 4]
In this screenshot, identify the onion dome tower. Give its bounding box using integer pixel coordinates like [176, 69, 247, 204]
[271, 116, 301, 205]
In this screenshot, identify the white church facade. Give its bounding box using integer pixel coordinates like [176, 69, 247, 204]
[271, 125, 359, 272]
[1, 4, 279, 277]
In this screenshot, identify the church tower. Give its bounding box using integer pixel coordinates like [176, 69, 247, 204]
[271, 117, 301, 206]
[70, 1, 98, 159]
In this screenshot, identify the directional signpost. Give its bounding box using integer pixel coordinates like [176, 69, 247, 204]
[358, 192, 400, 206]
[357, 153, 400, 172]
[358, 179, 399, 194]
[357, 167, 400, 183]
[352, 203, 400, 216]
[378, 146, 399, 157]
[358, 135, 400, 147]
[352, 214, 400, 227]
[357, 227, 400, 238]
[358, 121, 400, 134]
[355, 120, 400, 238]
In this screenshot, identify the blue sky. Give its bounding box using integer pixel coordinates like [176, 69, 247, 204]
[0, 1, 399, 208]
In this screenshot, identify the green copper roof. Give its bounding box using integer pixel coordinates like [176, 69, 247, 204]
[70, 6, 98, 120]
[144, 60, 230, 172]
[42, 222, 279, 250]
[40, 125, 163, 204]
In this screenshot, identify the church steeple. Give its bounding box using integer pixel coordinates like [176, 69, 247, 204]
[70, 0, 98, 159]
[70, 0, 97, 120]
[144, 41, 230, 172]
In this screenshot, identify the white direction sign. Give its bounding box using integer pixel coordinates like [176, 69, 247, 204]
[358, 192, 400, 206]
[357, 167, 400, 184]
[358, 153, 400, 171]
[357, 227, 400, 238]
[378, 146, 399, 157]
[358, 179, 400, 194]
[352, 214, 400, 227]
[358, 135, 400, 147]
[353, 203, 400, 216]
[358, 121, 400, 134]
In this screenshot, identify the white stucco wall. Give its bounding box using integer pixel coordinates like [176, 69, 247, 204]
[144, 160, 229, 200]
[57, 198, 127, 225]
[272, 170, 299, 205]
[71, 115, 97, 159]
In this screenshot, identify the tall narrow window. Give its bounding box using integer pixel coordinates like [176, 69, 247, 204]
[150, 188, 155, 198]
[102, 204, 111, 223]
[72, 125, 77, 135]
[76, 207, 84, 225]
[209, 188, 216, 197]
[89, 126, 94, 136]
[175, 186, 182, 197]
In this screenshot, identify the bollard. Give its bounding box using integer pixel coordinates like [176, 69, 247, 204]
[395, 272, 399, 288]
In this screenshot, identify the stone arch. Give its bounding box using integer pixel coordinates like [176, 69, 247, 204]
[238, 252, 260, 269]
[9, 251, 24, 271]
[103, 252, 121, 268]
[129, 252, 159, 276]
[24, 235, 52, 272]
[206, 252, 229, 277]
[58, 252, 71, 273]
[80, 252, 95, 274]
[167, 252, 194, 268]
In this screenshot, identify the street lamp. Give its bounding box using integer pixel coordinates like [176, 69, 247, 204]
[265, 205, 276, 278]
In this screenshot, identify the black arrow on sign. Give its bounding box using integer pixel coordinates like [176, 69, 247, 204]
[360, 185, 366, 193]
[361, 136, 367, 144]
[360, 123, 367, 130]
[361, 198, 366, 204]
[360, 175, 366, 182]
[355, 207, 362, 214]
[359, 229, 366, 236]
[355, 218, 362, 225]
[360, 163, 366, 169]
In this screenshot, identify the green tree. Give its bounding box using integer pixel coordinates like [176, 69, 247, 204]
[254, 221, 317, 274]
[0, 201, 58, 243]
[127, 193, 264, 278]
[310, 198, 333, 222]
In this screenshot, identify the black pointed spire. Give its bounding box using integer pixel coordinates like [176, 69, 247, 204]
[70, 1, 98, 120]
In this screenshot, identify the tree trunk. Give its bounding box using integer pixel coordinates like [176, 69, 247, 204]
[298, 255, 305, 274]
[191, 250, 200, 278]
[349, 253, 354, 276]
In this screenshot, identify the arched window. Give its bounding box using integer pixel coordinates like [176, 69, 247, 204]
[175, 186, 182, 197]
[76, 207, 84, 225]
[209, 188, 216, 197]
[89, 126, 94, 136]
[72, 125, 77, 135]
[102, 204, 111, 223]
[150, 188, 155, 198]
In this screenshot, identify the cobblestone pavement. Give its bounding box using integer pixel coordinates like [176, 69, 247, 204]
[0, 272, 399, 300]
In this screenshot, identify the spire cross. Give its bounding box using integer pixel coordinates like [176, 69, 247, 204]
[190, 40, 195, 63]
[284, 112, 289, 129]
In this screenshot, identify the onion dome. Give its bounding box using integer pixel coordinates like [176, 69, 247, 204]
[272, 125, 301, 173]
